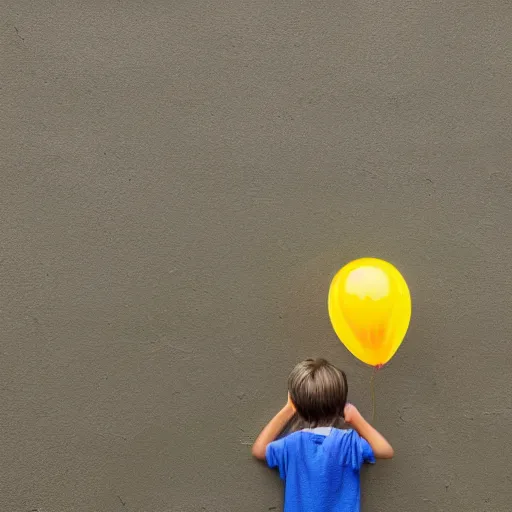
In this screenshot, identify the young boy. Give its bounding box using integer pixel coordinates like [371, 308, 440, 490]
[252, 358, 394, 512]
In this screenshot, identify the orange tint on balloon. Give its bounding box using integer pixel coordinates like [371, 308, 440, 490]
[328, 258, 411, 366]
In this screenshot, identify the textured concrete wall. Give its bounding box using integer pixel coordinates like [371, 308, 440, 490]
[2, 1, 511, 511]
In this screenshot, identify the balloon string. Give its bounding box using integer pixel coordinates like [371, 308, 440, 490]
[370, 365, 383, 423]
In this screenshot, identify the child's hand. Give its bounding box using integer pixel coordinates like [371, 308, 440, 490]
[343, 403, 362, 425]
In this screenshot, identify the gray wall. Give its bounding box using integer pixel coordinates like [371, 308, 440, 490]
[2, 1, 511, 511]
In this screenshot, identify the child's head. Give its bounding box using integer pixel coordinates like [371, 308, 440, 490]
[288, 358, 348, 427]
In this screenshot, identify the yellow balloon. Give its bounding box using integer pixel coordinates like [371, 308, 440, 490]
[328, 258, 411, 367]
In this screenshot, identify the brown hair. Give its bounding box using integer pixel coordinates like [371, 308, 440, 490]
[288, 358, 348, 428]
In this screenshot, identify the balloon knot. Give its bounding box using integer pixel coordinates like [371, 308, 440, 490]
[375, 364, 384, 371]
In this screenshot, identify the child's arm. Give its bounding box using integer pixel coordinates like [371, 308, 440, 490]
[344, 403, 394, 459]
[252, 395, 295, 460]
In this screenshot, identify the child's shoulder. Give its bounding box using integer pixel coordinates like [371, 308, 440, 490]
[283, 427, 357, 442]
[332, 427, 356, 436]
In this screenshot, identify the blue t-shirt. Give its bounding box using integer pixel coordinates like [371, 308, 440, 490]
[266, 428, 375, 512]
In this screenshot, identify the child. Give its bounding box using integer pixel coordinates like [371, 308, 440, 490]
[252, 358, 394, 512]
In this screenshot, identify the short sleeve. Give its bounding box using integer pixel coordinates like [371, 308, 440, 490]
[266, 438, 287, 479]
[336, 430, 375, 469]
[360, 437, 376, 465]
